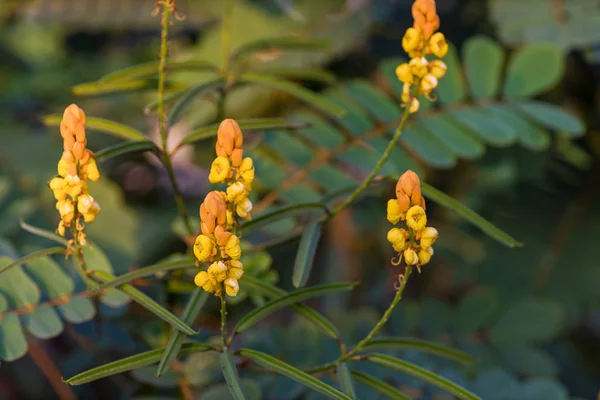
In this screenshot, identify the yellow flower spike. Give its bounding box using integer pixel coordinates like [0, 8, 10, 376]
[395, 63, 413, 84]
[235, 198, 253, 221]
[193, 234, 216, 262]
[227, 260, 244, 280]
[409, 57, 429, 78]
[418, 246, 434, 265]
[420, 74, 438, 94]
[419, 227, 439, 248]
[387, 199, 402, 224]
[428, 32, 448, 58]
[194, 271, 216, 293]
[225, 235, 242, 260]
[404, 247, 419, 265]
[428, 60, 447, 79]
[224, 278, 240, 297]
[208, 156, 231, 184]
[406, 205, 427, 232]
[226, 181, 247, 204]
[402, 27, 422, 53]
[208, 261, 228, 282]
[387, 228, 407, 252]
[408, 98, 420, 114]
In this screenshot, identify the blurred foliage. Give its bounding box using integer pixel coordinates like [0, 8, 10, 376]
[1, 1, 600, 400]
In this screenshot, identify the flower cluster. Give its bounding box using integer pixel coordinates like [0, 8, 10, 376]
[48, 104, 101, 245]
[193, 119, 255, 297]
[395, 0, 448, 113]
[386, 170, 438, 272]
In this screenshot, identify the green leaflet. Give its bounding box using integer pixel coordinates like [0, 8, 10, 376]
[156, 289, 209, 376]
[420, 182, 522, 248]
[95, 141, 158, 161]
[366, 354, 481, 400]
[362, 337, 474, 365]
[220, 348, 247, 400]
[64, 343, 212, 385]
[90, 270, 196, 335]
[292, 221, 322, 288]
[239, 349, 351, 400]
[234, 282, 356, 333]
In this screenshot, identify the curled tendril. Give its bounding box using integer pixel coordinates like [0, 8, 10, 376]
[394, 274, 404, 290]
[391, 254, 403, 266]
[152, 0, 186, 20]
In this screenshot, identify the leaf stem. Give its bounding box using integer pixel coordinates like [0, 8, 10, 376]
[220, 0, 234, 76]
[329, 104, 412, 217]
[157, 1, 194, 237]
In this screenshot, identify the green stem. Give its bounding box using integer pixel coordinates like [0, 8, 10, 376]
[220, 0, 234, 76]
[330, 104, 412, 217]
[220, 291, 228, 347]
[304, 266, 413, 374]
[157, 2, 194, 237]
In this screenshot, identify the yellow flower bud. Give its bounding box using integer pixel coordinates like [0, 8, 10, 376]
[78, 194, 101, 223]
[418, 246, 434, 265]
[419, 227, 439, 248]
[57, 221, 65, 236]
[428, 32, 448, 58]
[194, 271, 217, 293]
[387, 199, 402, 224]
[85, 159, 100, 182]
[395, 63, 413, 84]
[428, 60, 447, 79]
[208, 261, 228, 282]
[57, 199, 75, 222]
[404, 248, 419, 265]
[235, 198, 253, 221]
[227, 260, 244, 280]
[225, 235, 242, 260]
[193, 234, 216, 262]
[224, 278, 240, 297]
[387, 228, 407, 252]
[238, 157, 254, 187]
[409, 57, 428, 78]
[50, 177, 67, 200]
[208, 156, 231, 184]
[420, 74, 438, 94]
[57, 159, 69, 177]
[226, 210, 235, 228]
[408, 98, 420, 114]
[402, 27, 422, 53]
[226, 181, 247, 204]
[406, 205, 427, 232]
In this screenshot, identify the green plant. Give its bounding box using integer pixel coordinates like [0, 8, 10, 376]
[0, 1, 590, 399]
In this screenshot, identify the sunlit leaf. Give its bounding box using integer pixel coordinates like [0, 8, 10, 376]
[95, 141, 159, 162]
[232, 37, 331, 61]
[239, 73, 346, 118]
[99, 60, 218, 82]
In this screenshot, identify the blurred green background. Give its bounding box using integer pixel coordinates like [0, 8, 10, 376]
[1, 1, 600, 399]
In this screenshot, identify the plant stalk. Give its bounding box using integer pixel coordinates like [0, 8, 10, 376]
[220, 291, 228, 347]
[157, 2, 194, 237]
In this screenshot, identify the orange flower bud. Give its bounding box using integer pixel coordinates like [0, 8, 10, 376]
[75, 122, 86, 143]
[63, 103, 86, 125]
[214, 225, 233, 247]
[231, 148, 243, 167]
[67, 164, 77, 176]
[63, 134, 75, 151]
[72, 141, 86, 160]
[62, 150, 75, 163]
[217, 119, 243, 154]
[396, 170, 420, 198]
[397, 194, 411, 213]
